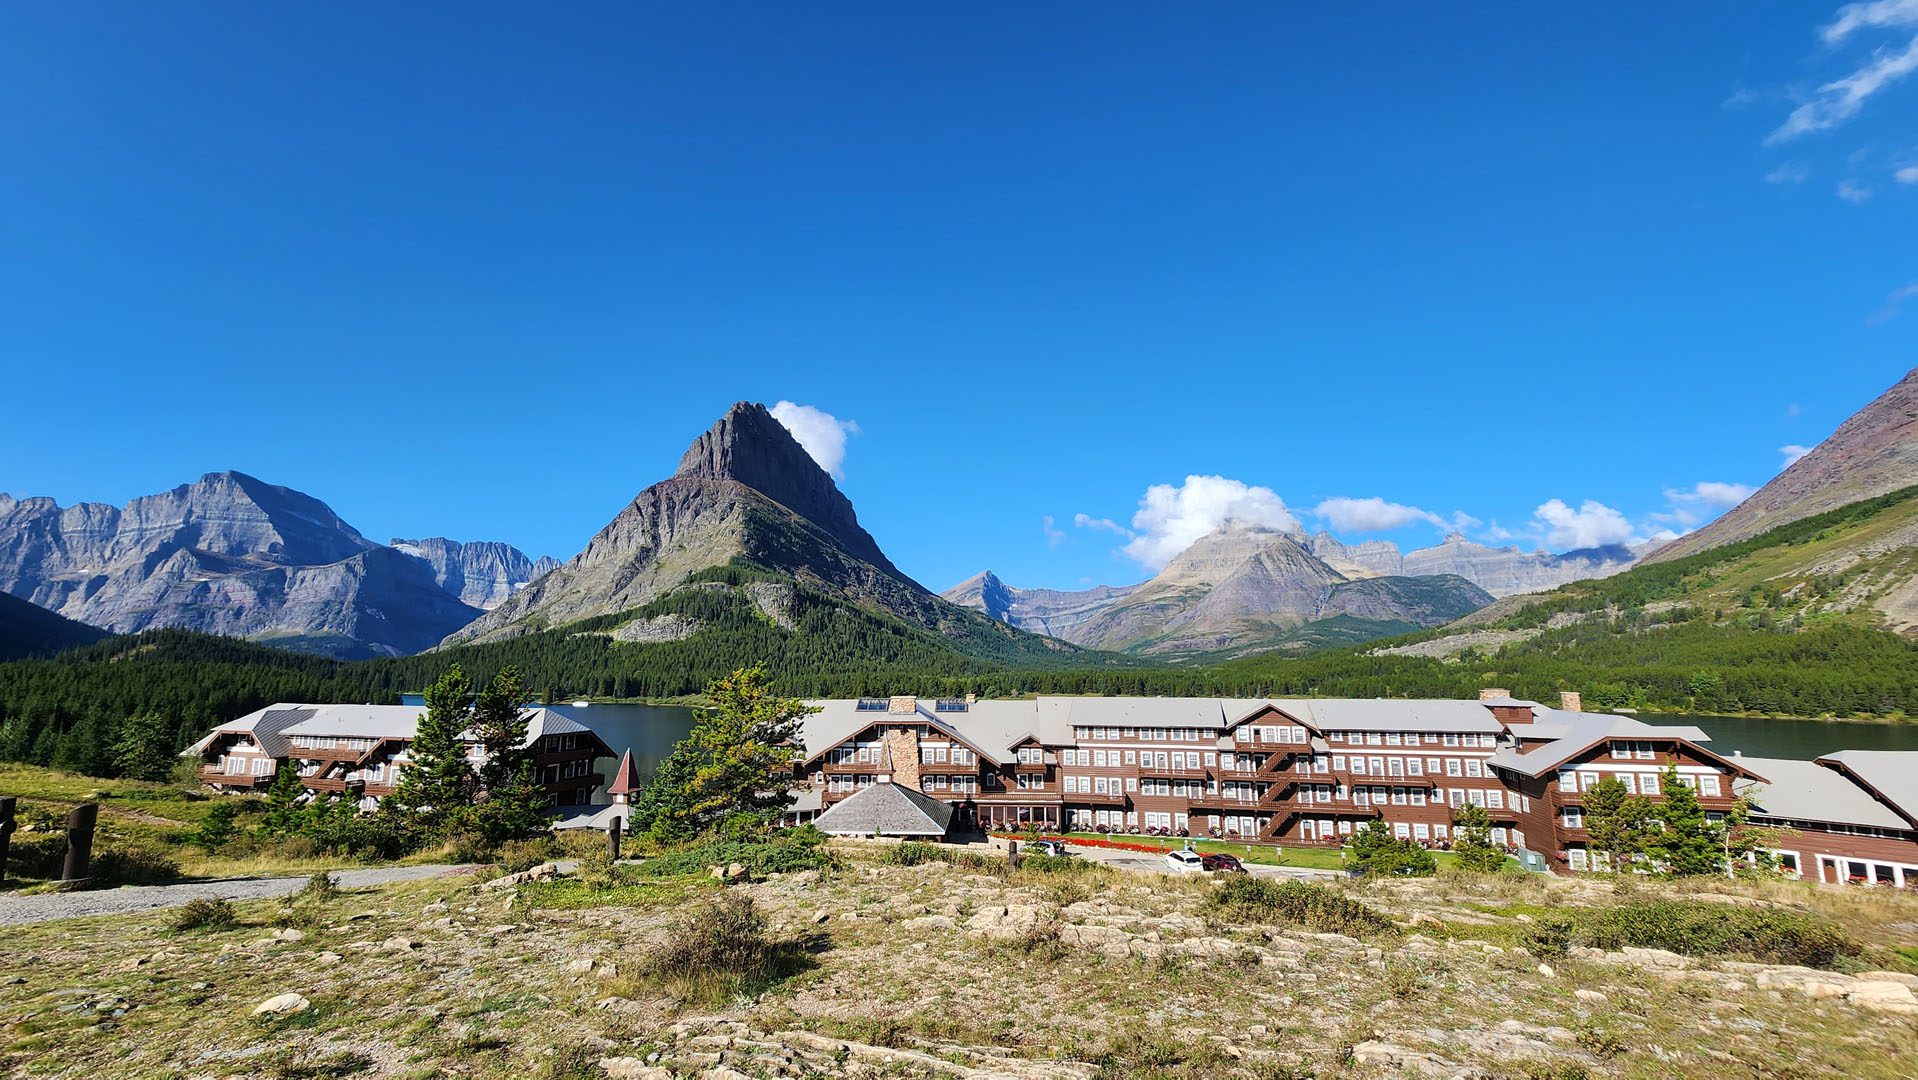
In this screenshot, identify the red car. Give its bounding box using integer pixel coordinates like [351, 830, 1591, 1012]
[1201, 853, 1248, 874]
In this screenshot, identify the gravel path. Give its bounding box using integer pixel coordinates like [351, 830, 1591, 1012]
[0, 864, 474, 927]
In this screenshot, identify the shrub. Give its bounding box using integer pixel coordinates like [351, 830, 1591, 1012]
[1202, 876, 1396, 938]
[637, 835, 836, 879]
[191, 802, 240, 852]
[301, 871, 338, 901]
[173, 897, 236, 931]
[1575, 900, 1853, 968]
[636, 893, 811, 1004]
[493, 838, 558, 874]
[1521, 913, 1574, 959]
[879, 841, 1001, 874]
[93, 843, 181, 886]
[4, 831, 68, 879]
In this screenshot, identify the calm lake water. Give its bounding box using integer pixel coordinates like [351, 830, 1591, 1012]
[400, 698, 1918, 800]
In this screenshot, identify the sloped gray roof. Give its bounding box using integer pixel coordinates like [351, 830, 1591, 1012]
[190, 703, 604, 757]
[811, 781, 956, 837]
[1816, 751, 1918, 827]
[1736, 757, 1909, 830]
[1267, 699, 1506, 734]
[1488, 710, 1717, 778]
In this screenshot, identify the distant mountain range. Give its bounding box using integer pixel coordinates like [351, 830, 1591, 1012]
[0, 590, 107, 662]
[0, 473, 555, 659]
[943, 526, 1643, 657]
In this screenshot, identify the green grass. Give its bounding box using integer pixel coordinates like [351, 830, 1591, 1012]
[1044, 831, 1462, 871]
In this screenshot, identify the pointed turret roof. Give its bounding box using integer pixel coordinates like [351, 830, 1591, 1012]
[606, 749, 641, 797]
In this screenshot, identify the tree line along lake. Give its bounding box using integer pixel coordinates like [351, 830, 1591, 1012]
[405, 698, 1918, 790]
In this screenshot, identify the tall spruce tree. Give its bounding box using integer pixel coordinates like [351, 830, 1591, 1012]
[1651, 764, 1727, 876]
[1451, 802, 1507, 872]
[259, 760, 306, 837]
[630, 665, 813, 842]
[386, 665, 475, 831]
[469, 665, 528, 792]
[1582, 776, 1654, 871]
[110, 711, 177, 781]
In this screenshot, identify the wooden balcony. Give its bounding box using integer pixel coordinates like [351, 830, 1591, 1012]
[818, 760, 884, 775]
[198, 766, 272, 788]
[1137, 763, 1208, 780]
[1062, 790, 1128, 807]
[1188, 793, 1262, 811]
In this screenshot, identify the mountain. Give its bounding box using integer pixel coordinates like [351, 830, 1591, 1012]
[0, 590, 107, 661]
[0, 472, 483, 659]
[944, 524, 1492, 656]
[1646, 367, 1918, 564]
[442, 402, 1078, 663]
[1300, 531, 1641, 596]
[390, 537, 558, 610]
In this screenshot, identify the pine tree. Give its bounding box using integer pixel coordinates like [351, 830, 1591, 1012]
[385, 665, 474, 832]
[630, 665, 813, 842]
[469, 665, 528, 793]
[1582, 777, 1654, 871]
[1350, 819, 1436, 876]
[111, 711, 177, 781]
[260, 760, 306, 836]
[1651, 764, 1726, 876]
[1451, 802, 1507, 873]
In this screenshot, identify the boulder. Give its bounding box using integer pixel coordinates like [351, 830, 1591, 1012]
[250, 993, 310, 1017]
[482, 862, 565, 889]
[597, 1058, 673, 1079]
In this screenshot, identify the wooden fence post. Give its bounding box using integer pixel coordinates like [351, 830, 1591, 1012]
[61, 802, 98, 887]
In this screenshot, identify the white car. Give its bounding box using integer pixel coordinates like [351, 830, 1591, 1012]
[1163, 849, 1206, 874]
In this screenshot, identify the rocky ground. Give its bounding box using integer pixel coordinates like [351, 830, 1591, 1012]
[3, 843, 1916, 1079]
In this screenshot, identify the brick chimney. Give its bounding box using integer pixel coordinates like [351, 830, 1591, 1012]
[1478, 688, 1511, 703]
[888, 695, 918, 715]
[1559, 691, 1582, 713]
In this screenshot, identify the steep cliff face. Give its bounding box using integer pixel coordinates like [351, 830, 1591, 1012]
[0, 472, 482, 658]
[1646, 367, 1918, 563]
[442, 402, 1004, 648]
[390, 537, 557, 610]
[943, 525, 1492, 656]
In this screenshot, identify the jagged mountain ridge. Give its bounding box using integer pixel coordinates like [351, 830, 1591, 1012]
[391, 537, 560, 610]
[442, 401, 1067, 656]
[0, 473, 548, 659]
[1646, 366, 1918, 564]
[1300, 531, 1641, 596]
[944, 524, 1492, 655]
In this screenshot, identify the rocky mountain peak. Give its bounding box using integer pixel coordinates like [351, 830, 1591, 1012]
[672, 400, 891, 570]
[1645, 366, 1918, 563]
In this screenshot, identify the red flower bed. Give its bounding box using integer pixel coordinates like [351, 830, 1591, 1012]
[989, 832, 1172, 855]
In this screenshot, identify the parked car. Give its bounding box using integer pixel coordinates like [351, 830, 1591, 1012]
[1029, 840, 1071, 858]
[1201, 853, 1247, 874]
[1163, 848, 1206, 874]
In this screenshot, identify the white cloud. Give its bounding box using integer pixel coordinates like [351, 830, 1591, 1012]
[1769, 32, 1918, 143]
[769, 401, 860, 479]
[1870, 281, 1918, 323]
[1822, 0, 1918, 44]
[1533, 498, 1637, 549]
[1042, 515, 1065, 547]
[1119, 475, 1300, 571]
[1310, 496, 1480, 535]
[1780, 444, 1815, 468]
[1670, 481, 1758, 508]
[1766, 161, 1812, 183]
[1838, 178, 1875, 201]
[1072, 513, 1134, 537]
[1897, 165, 1918, 182]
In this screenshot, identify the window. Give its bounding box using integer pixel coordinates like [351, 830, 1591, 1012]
[1486, 790, 1504, 809]
[1568, 848, 1589, 871]
[1619, 773, 1636, 794]
[1447, 759, 1463, 778]
[1093, 750, 1107, 767]
[1640, 773, 1659, 796]
[1700, 775, 1721, 797]
[1443, 733, 1459, 747]
[1414, 823, 1431, 841]
[1465, 760, 1483, 778]
[1351, 757, 1367, 775]
[1124, 751, 1137, 765]
[1407, 758, 1424, 776]
[1559, 770, 1576, 792]
[1562, 808, 1584, 829]
[1386, 733, 1402, 747]
[1125, 777, 1138, 792]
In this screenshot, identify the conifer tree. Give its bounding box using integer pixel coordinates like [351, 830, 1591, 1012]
[1581, 776, 1654, 871]
[386, 664, 474, 831]
[110, 711, 176, 781]
[631, 665, 813, 842]
[469, 665, 528, 793]
[1451, 802, 1507, 873]
[1651, 764, 1726, 876]
[260, 760, 305, 837]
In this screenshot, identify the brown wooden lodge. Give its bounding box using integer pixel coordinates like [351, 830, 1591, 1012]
[185, 703, 612, 811]
[789, 690, 1918, 885]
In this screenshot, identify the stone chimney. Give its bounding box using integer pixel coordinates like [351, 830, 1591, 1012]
[881, 726, 921, 789]
[1559, 691, 1582, 713]
[1478, 688, 1511, 703]
[888, 695, 918, 715]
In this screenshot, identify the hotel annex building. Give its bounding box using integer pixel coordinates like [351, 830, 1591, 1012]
[790, 690, 1918, 885]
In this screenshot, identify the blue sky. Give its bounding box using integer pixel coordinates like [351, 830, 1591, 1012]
[2, 3, 1914, 593]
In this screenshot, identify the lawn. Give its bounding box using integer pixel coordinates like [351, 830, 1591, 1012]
[1044, 831, 1471, 871]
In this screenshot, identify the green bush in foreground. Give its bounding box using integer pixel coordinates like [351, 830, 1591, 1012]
[172, 897, 236, 931]
[634, 892, 812, 1004]
[1577, 899, 1854, 968]
[1202, 875, 1396, 938]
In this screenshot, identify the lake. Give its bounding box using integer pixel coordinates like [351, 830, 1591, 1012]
[399, 698, 1918, 801]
